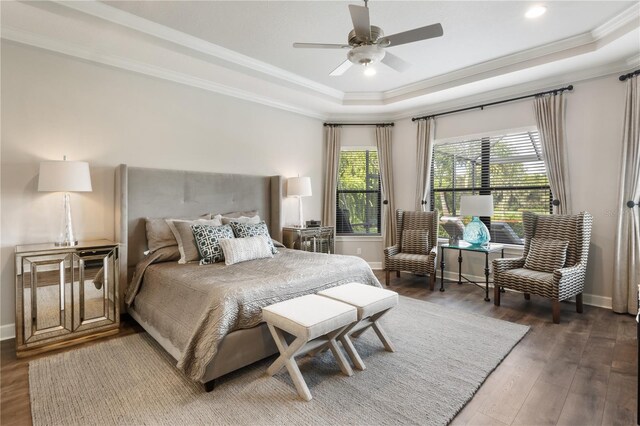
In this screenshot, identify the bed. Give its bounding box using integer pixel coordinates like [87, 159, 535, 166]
[115, 165, 381, 390]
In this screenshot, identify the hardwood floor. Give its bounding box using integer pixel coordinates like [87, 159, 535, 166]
[1, 273, 637, 426]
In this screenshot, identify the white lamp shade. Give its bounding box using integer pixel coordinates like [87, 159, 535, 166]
[38, 161, 92, 192]
[287, 176, 312, 197]
[460, 195, 493, 217]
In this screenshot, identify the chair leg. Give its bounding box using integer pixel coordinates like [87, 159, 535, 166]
[396, 271, 400, 278]
[524, 293, 530, 300]
[494, 284, 500, 306]
[552, 300, 560, 324]
[429, 273, 435, 292]
[385, 269, 390, 286]
[576, 293, 583, 313]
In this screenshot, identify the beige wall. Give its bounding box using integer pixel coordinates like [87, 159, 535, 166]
[338, 74, 625, 308]
[0, 42, 324, 330]
[0, 40, 627, 333]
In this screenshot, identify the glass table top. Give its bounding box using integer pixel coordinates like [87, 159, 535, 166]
[440, 241, 505, 253]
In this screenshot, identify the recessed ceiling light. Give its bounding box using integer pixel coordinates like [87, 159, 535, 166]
[525, 5, 547, 19]
[363, 66, 377, 76]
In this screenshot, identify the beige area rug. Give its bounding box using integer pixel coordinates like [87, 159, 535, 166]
[29, 296, 529, 426]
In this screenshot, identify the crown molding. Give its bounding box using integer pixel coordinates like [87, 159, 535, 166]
[592, 2, 640, 40]
[388, 59, 638, 121]
[53, 0, 344, 102]
[50, 1, 640, 107]
[1, 27, 328, 121]
[345, 3, 640, 105]
[3, 1, 638, 122]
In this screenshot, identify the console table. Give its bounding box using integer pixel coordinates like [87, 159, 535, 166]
[439, 242, 504, 302]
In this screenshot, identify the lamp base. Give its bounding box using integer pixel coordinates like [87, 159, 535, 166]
[56, 192, 78, 247]
[55, 240, 78, 247]
[463, 216, 491, 246]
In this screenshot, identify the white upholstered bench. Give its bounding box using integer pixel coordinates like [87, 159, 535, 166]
[318, 283, 398, 371]
[262, 294, 358, 401]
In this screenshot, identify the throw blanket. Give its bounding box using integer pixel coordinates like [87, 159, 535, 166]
[126, 248, 381, 381]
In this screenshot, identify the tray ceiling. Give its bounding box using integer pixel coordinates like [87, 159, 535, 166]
[2, 1, 639, 120]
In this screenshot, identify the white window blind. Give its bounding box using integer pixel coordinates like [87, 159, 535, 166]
[431, 130, 551, 244]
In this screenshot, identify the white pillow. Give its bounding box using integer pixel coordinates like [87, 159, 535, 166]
[215, 214, 261, 225]
[218, 235, 273, 265]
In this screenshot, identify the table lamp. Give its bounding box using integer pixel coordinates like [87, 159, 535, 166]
[459, 195, 493, 246]
[287, 176, 312, 228]
[38, 157, 92, 246]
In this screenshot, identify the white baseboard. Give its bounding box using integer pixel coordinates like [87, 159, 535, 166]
[1, 324, 15, 341]
[375, 268, 613, 310]
[368, 262, 383, 270]
[581, 294, 612, 309]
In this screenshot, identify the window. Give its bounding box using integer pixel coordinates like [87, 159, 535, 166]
[430, 130, 552, 244]
[336, 148, 381, 235]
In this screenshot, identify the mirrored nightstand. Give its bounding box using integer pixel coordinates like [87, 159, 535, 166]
[15, 240, 119, 357]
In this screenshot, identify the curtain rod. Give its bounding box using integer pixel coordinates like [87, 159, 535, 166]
[619, 69, 640, 81]
[411, 84, 574, 122]
[323, 123, 394, 127]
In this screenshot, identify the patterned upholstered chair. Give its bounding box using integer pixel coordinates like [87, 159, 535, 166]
[493, 211, 593, 324]
[384, 209, 439, 289]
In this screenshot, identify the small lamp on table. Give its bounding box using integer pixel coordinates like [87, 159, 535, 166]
[459, 195, 493, 246]
[287, 176, 312, 228]
[38, 157, 92, 246]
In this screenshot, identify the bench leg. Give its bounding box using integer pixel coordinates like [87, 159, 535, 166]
[370, 309, 396, 352]
[336, 322, 366, 371]
[266, 324, 312, 401]
[340, 335, 366, 371]
[327, 329, 354, 377]
[350, 310, 396, 353]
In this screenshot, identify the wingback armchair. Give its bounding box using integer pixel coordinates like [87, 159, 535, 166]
[493, 211, 593, 324]
[384, 209, 439, 289]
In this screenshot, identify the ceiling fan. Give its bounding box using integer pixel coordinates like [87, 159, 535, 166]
[293, 0, 443, 76]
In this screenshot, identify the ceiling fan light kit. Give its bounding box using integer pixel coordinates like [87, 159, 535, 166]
[348, 44, 386, 66]
[293, 0, 443, 76]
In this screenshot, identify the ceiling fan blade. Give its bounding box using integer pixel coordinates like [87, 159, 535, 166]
[348, 4, 371, 39]
[293, 42, 351, 49]
[383, 23, 443, 47]
[381, 52, 411, 72]
[330, 60, 353, 76]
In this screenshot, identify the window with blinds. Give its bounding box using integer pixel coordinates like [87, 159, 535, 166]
[430, 130, 551, 244]
[336, 148, 381, 235]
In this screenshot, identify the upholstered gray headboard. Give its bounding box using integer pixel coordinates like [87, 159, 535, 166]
[115, 164, 284, 306]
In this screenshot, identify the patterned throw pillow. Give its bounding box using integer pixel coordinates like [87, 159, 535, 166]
[191, 224, 235, 265]
[219, 235, 273, 265]
[229, 221, 278, 254]
[524, 238, 569, 273]
[167, 218, 223, 264]
[402, 230, 430, 255]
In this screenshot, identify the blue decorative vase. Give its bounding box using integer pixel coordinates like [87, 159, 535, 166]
[463, 216, 491, 246]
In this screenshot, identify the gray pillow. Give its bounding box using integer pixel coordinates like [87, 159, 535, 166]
[230, 221, 278, 254]
[145, 213, 211, 253]
[217, 214, 261, 225]
[214, 210, 259, 219]
[192, 224, 235, 265]
[524, 238, 569, 273]
[219, 235, 273, 265]
[401, 230, 429, 255]
[166, 217, 222, 264]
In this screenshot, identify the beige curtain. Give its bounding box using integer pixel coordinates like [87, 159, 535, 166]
[415, 118, 435, 211]
[322, 125, 341, 227]
[376, 125, 396, 250]
[534, 92, 572, 214]
[613, 75, 640, 314]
